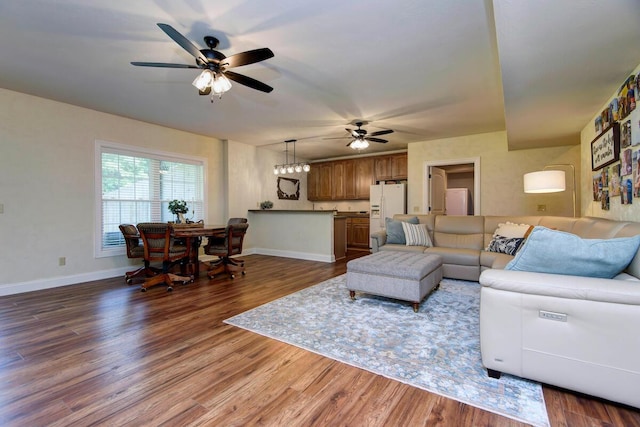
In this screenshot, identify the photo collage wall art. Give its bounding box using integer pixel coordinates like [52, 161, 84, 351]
[592, 74, 640, 210]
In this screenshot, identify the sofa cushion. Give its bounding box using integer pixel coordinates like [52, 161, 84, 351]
[385, 216, 419, 244]
[402, 222, 432, 247]
[505, 226, 640, 279]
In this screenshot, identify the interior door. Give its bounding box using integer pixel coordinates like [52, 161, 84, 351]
[429, 167, 446, 215]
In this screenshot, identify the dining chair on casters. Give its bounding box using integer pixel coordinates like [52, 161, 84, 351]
[136, 222, 194, 292]
[203, 222, 249, 279]
[118, 224, 152, 284]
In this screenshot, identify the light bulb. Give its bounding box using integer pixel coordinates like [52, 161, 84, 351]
[286, 165, 294, 174]
[303, 164, 311, 172]
[294, 164, 303, 173]
[273, 166, 279, 175]
[279, 166, 287, 174]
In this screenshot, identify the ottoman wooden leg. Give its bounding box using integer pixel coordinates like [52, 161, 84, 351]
[412, 302, 419, 313]
[349, 290, 356, 300]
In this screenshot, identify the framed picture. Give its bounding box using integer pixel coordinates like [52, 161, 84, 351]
[591, 122, 620, 171]
[277, 177, 300, 200]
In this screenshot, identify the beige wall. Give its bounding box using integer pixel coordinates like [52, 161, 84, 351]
[580, 62, 640, 222]
[407, 131, 581, 216]
[226, 141, 312, 249]
[0, 88, 225, 293]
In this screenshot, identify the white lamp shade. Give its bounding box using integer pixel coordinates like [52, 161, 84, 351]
[192, 70, 213, 91]
[211, 74, 232, 94]
[524, 170, 566, 193]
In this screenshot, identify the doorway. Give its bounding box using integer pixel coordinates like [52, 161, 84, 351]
[424, 158, 480, 215]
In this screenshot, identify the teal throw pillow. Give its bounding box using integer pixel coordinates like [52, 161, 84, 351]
[505, 226, 640, 279]
[385, 216, 419, 244]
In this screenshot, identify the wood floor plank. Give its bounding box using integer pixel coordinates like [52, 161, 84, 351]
[0, 253, 639, 426]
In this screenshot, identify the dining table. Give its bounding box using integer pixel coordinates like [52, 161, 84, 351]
[171, 223, 226, 277]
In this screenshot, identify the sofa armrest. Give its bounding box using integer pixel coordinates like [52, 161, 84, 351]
[479, 269, 640, 305]
[370, 230, 387, 253]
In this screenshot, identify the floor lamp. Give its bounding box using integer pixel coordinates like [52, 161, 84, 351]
[523, 164, 576, 217]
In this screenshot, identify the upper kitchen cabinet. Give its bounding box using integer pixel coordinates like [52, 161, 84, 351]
[307, 154, 401, 201]
[374, 153, 407, 181]
[354, 157, 374, 199]
[308, 162, 333, 201]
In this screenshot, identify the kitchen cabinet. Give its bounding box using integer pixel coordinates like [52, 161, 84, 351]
[374, 153, 407, 181]
[391, 154, 408, 179]
[355, 157, 374, 199]
[332, 161, 346, 200]
[347, 217, 370, 251]
[307, 154, 401, 201]
[307, 162, 333, 201]
[334, 216, 347, 260]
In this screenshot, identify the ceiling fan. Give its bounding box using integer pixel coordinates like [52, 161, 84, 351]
[326, 122, 394, 150]
[131, 23, 274, 98]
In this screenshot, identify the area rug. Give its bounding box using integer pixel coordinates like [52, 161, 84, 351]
[224, 275, 549, 427]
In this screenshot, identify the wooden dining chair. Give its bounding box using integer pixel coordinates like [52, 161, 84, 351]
[203, 222, 249, 279]
[136, 222, 194, 292]
[118, 224, 150, 284]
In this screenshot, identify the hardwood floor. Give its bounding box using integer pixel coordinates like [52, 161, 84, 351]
[1, 252, 639, 426]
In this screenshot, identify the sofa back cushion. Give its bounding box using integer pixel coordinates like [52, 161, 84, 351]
[393, 214, 436, 244]
[433, 215, 484, 250]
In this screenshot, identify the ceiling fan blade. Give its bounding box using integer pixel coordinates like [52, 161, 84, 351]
[368, 137, 388, 143]
[199, 87, 212, 96]
[224, 70, 273, 93]
[345, 128, 359, 138]
[131, 62, 200, 69]
[322, 136, 350, 140]
[157, 23, 209, 64]
[223, 48, 274, 68]
[370, 129, 394, 137]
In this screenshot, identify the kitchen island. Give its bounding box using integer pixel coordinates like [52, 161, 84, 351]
[247, 210, 346, 262]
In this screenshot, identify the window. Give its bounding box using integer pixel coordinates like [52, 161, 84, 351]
[95, 140, 206, 257]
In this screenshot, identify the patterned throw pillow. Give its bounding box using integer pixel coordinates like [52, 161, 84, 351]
[486, 235, 524, 256]
[401, 222, 432, 247]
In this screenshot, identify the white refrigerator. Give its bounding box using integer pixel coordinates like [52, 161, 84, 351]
[370, 183, 407, 234]
[446, 188, 472, 215]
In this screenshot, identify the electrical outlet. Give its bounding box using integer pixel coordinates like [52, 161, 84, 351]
[537, 204, 547, 212]
[413, 206, 419, 212]
[59, 257, 66, 266]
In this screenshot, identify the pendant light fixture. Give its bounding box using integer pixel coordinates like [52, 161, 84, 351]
[273, 140, 310, 175]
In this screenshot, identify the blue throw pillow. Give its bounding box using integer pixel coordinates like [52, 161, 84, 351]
[385, 217, 419, 244]
[505, 226, 640, 279]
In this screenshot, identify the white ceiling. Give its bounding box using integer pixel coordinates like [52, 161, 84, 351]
[1, 0, 639, 160]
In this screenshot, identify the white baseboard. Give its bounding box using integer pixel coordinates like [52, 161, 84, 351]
[0, 267, 129, 296]
[249, 247, 334, 263]
[0, 249, 334, 296]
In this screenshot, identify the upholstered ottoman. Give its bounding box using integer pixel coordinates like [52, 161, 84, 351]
[347, 251, 443, 312]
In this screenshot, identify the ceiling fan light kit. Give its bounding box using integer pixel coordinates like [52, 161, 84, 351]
[350, 138, 370, 150]
[323, 121, 394, 151]
[273, 140, 310, 175]
[132, 23, 273, 100]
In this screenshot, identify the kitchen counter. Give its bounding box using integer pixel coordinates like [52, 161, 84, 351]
[247, 210, 344, 262]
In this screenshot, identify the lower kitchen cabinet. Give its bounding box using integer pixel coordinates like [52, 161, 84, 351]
[347, 217, 370, 251]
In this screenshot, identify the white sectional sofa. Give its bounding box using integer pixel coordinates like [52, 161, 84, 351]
[371, 214, 640, 408]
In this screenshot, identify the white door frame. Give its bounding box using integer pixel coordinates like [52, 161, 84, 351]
[423, 157, 481, 215]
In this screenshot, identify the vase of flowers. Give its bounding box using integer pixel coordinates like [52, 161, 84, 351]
[260, 200, 273, 210]
[168, 199, 189, 223]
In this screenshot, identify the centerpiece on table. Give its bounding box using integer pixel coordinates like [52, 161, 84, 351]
[168, 199, 189, 223]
